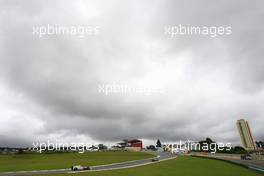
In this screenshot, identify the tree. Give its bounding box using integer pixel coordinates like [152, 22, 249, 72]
[98, 144, 108, 150]
[233, 146, 247, 154]
[147, 145, 157, 151]
[156, 139, 162, 148]
[256, 141, 264, 149]
[205, 138, 213, 143]
[198, 137, 217, 153]
[18, 148, 24, 154]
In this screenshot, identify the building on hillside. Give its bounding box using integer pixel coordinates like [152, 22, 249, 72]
[117, 139, 143, 151]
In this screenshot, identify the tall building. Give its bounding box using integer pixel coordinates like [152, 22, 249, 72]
[236, 119, 256, 150]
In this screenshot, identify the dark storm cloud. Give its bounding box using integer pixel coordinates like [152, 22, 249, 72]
[0, 0, 264, 147]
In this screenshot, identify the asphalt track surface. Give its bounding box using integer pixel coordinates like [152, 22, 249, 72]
[0, 152, 176, 176]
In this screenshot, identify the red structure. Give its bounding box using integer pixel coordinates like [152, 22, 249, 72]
[128, 139, 143, 150]
[117, 139, 143, 151]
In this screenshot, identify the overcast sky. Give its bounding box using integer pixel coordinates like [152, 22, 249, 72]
[0, 0, 263, 147]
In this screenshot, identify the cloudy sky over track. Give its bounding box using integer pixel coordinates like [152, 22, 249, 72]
[0, 0, 264, 147]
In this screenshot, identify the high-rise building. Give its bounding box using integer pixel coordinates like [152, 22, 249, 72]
[236, 119, 256, 150]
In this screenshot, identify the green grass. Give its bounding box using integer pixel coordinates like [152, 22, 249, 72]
[0, 151, 154, 172]
[50, 156, 263, 176]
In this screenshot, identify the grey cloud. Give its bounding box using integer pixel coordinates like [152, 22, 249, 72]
[0, 0, 264, 147]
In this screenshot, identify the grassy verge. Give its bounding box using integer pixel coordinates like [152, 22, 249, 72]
[0, 151, 154, 172]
